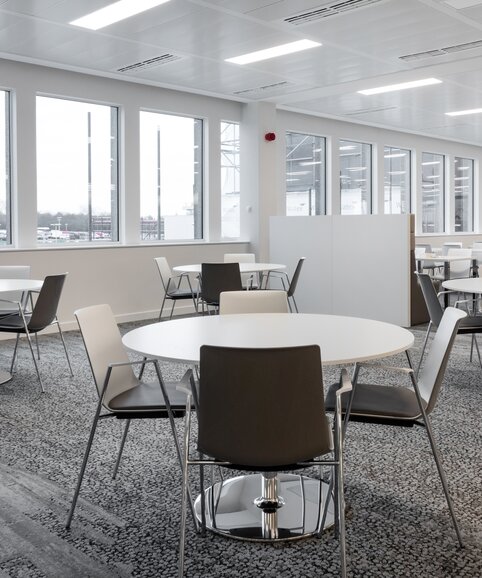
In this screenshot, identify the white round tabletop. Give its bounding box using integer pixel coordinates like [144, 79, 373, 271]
[122, 313, 414, 366]
[442, 277, 482, 293]
[0, 279, 43, 292]
[415, 254, 471, 262]
[172, 263, 286, 275]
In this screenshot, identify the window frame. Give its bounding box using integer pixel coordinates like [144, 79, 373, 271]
[421, 151, 445, 234]
[383, 145, 411, 214]
[453, 156, 474, 233]
[339, 138, 372, 215]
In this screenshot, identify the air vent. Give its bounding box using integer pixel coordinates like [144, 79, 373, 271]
[233, 81, 293, 96]
[400, 39, 482, 62]
[284, 0, 386, 25]
[345, 105, 397, 115]
[116, 54, 182, 73]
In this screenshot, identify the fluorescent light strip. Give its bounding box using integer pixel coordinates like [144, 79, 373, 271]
[358, 77, 442, 96]
[384, 153, 407, 159]
[446, 107, 482, 116]
[226, 39, 321, 65]
[70, 0, 171, 30]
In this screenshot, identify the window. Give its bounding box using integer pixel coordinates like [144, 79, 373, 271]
[36, 96, 118, 243]
[384, 146, 411, 214]
[0, 91, 11, 245]
[221, 121, 240, 238]
[454, 157, 474, 233]
[421, 152, 445, 233]
[140, 111, 203, 241]
[286, 132, 325, 215]
[339, 140, 371, 215]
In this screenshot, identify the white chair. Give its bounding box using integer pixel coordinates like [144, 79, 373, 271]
[446, 248, 472, 279]
[219, 290, 289, 314]
[154, 257, 197, 320]
[472, 241, 482, 251]
[224, 253, 258, 289]
[0, 265, 31, 315]
[441, 242, 463, 256]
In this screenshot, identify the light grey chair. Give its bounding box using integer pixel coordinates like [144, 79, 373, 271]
[325, 306, 467, 547]
[66, 303, 193, 529]
[179, 344, 351, 577]
[415, 272, 482, 371]
[219, 289, 289, 314]
[0, 273, 72, 392]
[154, 257, 197, 320]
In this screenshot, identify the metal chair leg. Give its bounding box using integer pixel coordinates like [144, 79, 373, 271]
[179, 396, 193, 578]
[417, 321, 432, 377]
[57, 321, 73, 376]
[158, 294, 167, 321]
[112, 419, 131, 480]
[25, 330, 45, 393]
[10, 334, 20, 374]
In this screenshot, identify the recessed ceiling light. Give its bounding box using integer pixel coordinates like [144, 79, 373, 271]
[225, 39, 321, 65]
[358, 78, 442, 95]
[384, 153, 407, 158]
[70, 0, 171, 30]
[445, 107, 482, 116]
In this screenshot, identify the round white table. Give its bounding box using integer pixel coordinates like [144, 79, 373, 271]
[0, 279, 43, 384]
[173, 262, 285, 275]
[123, 313, 414, 542]
[442, 277, 482, 293]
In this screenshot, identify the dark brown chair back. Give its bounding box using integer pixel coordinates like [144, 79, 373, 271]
[200, 262, 242, 306]
[28, 274, 67, 332]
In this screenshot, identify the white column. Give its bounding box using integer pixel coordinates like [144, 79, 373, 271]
[122, 102, 140, 244]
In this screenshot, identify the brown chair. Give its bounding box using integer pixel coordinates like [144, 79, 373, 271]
[179, 344, 351, 577]
[199, 262, 243, 314]
[0, 273, 72, 392]
[326, 306, 467, 546]
[267, 257, 305, 312]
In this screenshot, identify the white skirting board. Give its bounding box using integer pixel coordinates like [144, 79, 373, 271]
[269, 215, 411, 327]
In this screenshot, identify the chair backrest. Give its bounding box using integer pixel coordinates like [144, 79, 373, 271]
[415, 272, 444, 327]
[75, 304, 138, 406]
[442, 242, 463, 255]
[0, 265, 31, 309]
[28, 274, 67, 332]
[418, 307, 467, 414]
[287, 257, 305, 298]
[200, 263, 242, 305]
[471, 249, 482, 266]
[472, 241, 482, 251]
[219, 290, 289, 314]
[154, 257, 172, 292]
[198, 345, 332, 468]
[224, 253, 257, 287]
[447, 247, 472, 278]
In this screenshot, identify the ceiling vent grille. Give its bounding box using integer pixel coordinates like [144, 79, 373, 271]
[345, 105, 397, 115]
[284, 0, 386, 25]
[116, 54, 182, 72]
[233, 81, 293, 96]
[400, 39, 482, 61]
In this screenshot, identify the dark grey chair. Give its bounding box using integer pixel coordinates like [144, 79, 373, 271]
[66, 303, 193, 529]
[154, 257, 197, 320]
[0, 273, 72, 392]
[325, 306, 467, 547]
[199, 262, 243, 314]
[415, 271, 482, 371]
[267, 257, 305, 312]
[179, 344, 351, 577]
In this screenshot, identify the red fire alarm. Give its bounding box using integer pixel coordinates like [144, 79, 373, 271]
[264, 132, 276, 141]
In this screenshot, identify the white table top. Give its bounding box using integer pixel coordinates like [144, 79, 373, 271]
[442, 278, 482, 293]
[415, 254, 472, 263]
[0, 279, 43, 293]
[122, 313, 414, 366]
[173, 263, 286, 275]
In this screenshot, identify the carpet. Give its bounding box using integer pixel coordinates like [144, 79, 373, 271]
[0, 320, 480, 577]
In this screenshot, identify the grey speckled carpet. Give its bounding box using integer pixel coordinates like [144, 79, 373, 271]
[0, 319, 480, 578]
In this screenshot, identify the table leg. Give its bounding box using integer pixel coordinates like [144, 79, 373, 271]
[443, 263, 450, 307]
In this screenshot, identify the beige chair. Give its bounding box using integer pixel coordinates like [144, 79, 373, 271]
[224, 252, 258, 289]
[179, 344, 351, 577]
[66, 303, 192, 529]
[441, 242, 463, 255]
[219, 290, 289, 314]
[0, 265, 31, 316]
[432, 248, 472, 282]
[154, 257, 197, 320]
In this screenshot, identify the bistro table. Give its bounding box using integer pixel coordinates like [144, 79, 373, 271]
[0, 278, 44, 384]
[123, 313, 414, 542]
[173, 262, 286, 289]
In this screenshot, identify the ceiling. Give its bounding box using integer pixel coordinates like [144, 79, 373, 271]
[3, 0, 482, 145]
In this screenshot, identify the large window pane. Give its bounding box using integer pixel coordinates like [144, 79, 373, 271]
[339, 140, 371, 215]
[140, 111, 203, 241]
[421, 152, 445, 233]
[286, 132, 325, 215]
[221, 121, 240, 238]
[454, 157, 474, 233]
[384, 146, 411, 214]
[0, 91, 10, 245]
[36, 97, 118, 243]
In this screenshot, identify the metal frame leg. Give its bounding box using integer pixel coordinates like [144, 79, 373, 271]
[417, 321, 432, 377]
[10, 334, 20, 374]
[112, 419, 131, 480]
[57, 320, 73, 376]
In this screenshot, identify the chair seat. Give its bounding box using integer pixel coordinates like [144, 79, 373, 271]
[0, 314, 31, 332]
[166, 288, 197, 300]
[107, 379, 188, 415]
[325, 382, 425, 421]
[458, 315, 482, 333]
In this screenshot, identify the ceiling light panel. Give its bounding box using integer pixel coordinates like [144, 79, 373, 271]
[70, 0, 171, 30]
[358, 78, 442, 95]
[446, 107, 482, 116]
[225, 39, 321, 64]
